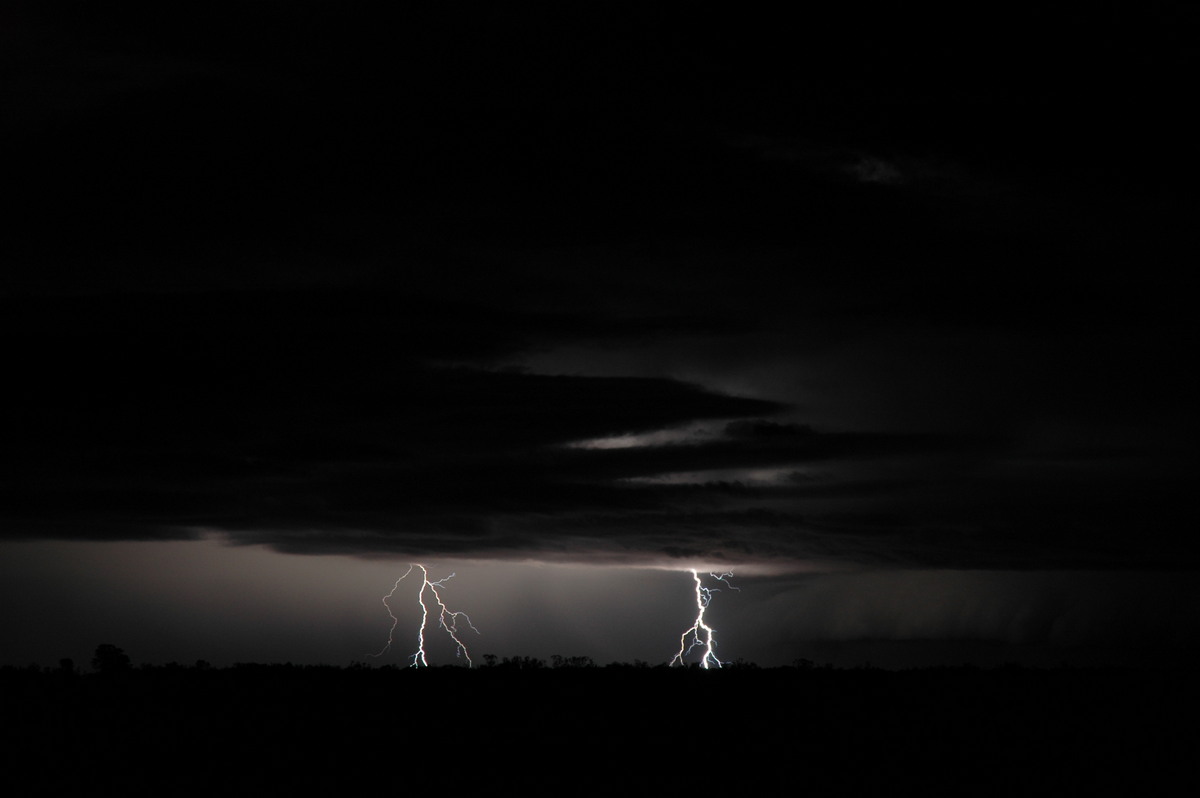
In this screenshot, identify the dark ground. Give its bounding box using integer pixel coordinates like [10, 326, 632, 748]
[4, 662, 1196, 795]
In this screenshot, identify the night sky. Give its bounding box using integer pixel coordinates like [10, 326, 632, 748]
[3, 2, 1198, 669]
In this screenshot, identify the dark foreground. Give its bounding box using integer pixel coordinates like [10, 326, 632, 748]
[4, 663, 1196, 795]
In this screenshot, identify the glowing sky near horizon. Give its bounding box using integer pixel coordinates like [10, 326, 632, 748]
[2, 537, 1195, 670]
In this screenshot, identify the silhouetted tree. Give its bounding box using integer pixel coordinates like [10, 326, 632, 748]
[561, 655, 595, 668]
[500, 656, 545, 670]
[91, 644, 132, 674]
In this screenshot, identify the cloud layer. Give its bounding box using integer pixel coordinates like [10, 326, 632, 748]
[2, 3, 1196, 574]
[3, 279, 1194, 572]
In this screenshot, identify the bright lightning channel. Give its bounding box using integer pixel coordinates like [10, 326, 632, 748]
[369, 564, 479, 667]
[670, 569, 739, 669]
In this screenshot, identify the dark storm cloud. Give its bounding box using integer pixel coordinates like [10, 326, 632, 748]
[3, 2, 1197, 574]
[1, 288, 791, 558]
[7, 296, 1190, 570]
[3, 277, 1031, 568]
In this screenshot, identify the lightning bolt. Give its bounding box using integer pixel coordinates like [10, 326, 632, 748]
[369, 564, 479, 667]
[670, 570, 739, 669]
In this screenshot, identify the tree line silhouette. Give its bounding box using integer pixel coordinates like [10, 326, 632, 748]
[3, 643, 1195, 794]
[13, 644, 835, 675]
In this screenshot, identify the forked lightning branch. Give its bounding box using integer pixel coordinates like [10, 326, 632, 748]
[369, 564, 479, 667]
[671, 570, 739, 669]
[370, 565, 739, 667]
